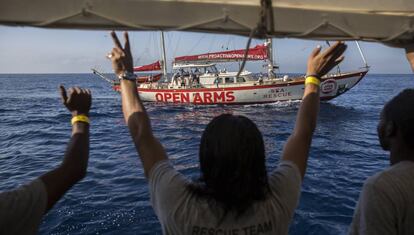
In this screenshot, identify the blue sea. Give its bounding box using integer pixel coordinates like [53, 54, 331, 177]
[0, 73, 413, 234]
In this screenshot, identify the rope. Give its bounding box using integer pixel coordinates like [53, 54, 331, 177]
[235, 29, 255, 78]
[256, 0, 275, 38]
[235, 0, 274, 78]
[186, 34, 207, 55]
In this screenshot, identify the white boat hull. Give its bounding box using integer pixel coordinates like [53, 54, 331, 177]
[113, 71, 367, 105]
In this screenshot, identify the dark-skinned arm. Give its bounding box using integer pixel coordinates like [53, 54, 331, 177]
[282, 42, 347, 179]
[109, 31, 167, 178]
[40, 86, 91, 212]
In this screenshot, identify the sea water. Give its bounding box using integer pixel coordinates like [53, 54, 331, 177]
[0, 73, 413, 234]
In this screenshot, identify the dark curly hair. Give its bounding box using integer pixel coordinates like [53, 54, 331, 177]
[189, 114, 269, 218]
[383, 88, 414, 148]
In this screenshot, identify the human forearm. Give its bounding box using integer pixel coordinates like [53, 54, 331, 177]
[62, 122, 90, 178]
[281, 42, 346, 179]
[120, 84, 166, 177]
[110, 31, 168, 177]
[291, 42, 346, 138]
[120, 80, 154, 140]
[40, 122, 89, 211]
[40, 86, 92, 212]
[293, 84, 320, 139]
[121, 80, 144, 118]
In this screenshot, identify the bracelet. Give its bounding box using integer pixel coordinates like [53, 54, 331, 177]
[71, 114, 90, 125]
[118, 71, 137, 81]
[305, 76, 321, 86]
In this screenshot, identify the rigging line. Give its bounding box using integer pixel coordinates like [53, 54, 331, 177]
[236, 0, 274, 78]
[355, 41, 369, 69]
[135, 32, 147, 65]
[225, 35, 232, 50]
[273, 39, 280, 72]
[165, 31, 172, 63]
[148, 32, 154, 62]
[133, 32, 141, 65]
[154, 31, 161, 63]
[186, 34, 206, 56]
[167, 32, 175, 57]
[236, 28, 255, 79]
[151, 32, 155, 61]
[173, 32, 182, 57]
[207, 34, 216, 53]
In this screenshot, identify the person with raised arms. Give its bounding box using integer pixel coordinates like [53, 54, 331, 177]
[0, 86, 92, 234]
[108, 31, 346, 234]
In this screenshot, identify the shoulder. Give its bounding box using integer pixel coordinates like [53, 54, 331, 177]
[364, 161, 414, 191]
[0, 179, 47, 205]
[0, 179, 47, 234]
[267, 161, 302, 216]
[149, 160, 188, 183]
[269, 160, 302, 186]
[148, 160, 191, 216]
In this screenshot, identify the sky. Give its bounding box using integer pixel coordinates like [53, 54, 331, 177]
[0, 25, 412, 74]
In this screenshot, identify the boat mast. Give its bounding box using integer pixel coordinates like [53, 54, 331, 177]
[265, 38, 274, 79]
[160, 31, 168, 80]
[355, 41, 370, 69]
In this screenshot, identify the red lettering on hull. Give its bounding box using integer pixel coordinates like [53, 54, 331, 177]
[181, 93, 190, 103]
[226, 92, 235, 102]
[154, 91, 236, 104]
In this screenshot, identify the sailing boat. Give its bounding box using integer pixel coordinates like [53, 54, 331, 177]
[93, 33, 368, 105]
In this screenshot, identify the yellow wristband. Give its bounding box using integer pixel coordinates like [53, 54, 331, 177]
[305, 76, 321, 86]
[71, 115, 90, 125]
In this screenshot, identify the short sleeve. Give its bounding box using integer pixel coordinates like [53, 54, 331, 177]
[148, 160, 189, 217]
[0, 179, 48, 234]
[268, 160, 302, 217]
[348, 177, 396, 235]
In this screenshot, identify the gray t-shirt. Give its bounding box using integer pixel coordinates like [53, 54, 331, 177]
[0, 179, 47, 235]
[149, 160, 302, 235]
[349, 161, 414, 235]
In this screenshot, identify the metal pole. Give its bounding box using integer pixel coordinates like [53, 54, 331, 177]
[266, 38, 274, 79]
[160, 31, 168, 80]
[355, 41, 369, 69]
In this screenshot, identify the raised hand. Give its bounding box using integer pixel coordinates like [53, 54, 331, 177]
[108, 31, 134, 76]
[306, 41, 347, 78]
[59, 85, 92, 117]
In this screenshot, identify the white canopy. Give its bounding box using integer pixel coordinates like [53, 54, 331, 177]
[1, 0, 413, 45]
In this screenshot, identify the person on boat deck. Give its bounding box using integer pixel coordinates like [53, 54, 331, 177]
[0, 86, 91, 234]
[349, 45, 414, 235]
[214, 77, 220, 88]
[108, 31, 346, 235]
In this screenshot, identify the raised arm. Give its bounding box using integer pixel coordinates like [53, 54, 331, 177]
[281, 41, 347, 179]
[40, 86, 91, 211]
[108, 31, 167, 177]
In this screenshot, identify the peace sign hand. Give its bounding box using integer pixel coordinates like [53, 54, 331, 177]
[108, 31, 134, 76]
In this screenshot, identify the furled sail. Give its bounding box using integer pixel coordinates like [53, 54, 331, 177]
[134, 61, 161, 72]
[1, 0, 413, 45]
[174, 44, 268, 64]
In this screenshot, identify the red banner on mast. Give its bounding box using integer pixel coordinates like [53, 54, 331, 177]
[134, 61, 161, 72]
[174, 44, 268, 63]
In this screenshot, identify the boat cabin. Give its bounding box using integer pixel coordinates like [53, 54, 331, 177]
[171, 63, 253, 86]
